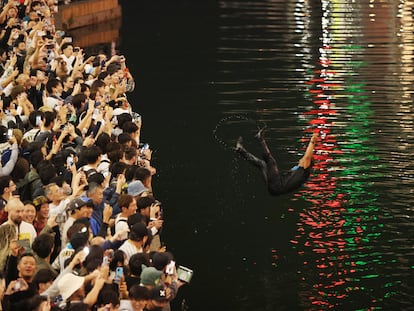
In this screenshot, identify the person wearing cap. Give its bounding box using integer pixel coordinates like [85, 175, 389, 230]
[51, 222, 90, 273]
[32, 195, 49, 234]
[145, 284, 172, 311]
[118, 222, 148, 261]
[56, 266, 107, 308]
[127, 180, 149, 200]
[140, 262, 182, 310]
[61, 196, 93, 248]
[139, 265, 163, 288]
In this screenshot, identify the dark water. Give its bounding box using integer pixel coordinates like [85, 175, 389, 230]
[119, 1, 414, 310]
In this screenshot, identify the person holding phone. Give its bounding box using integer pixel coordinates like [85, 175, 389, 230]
[0, 126, 19, 177]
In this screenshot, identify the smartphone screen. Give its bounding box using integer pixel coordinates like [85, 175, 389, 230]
[114, 267, 123, 283]
[66, 155, 74, 167]
[7, 129, 13, 139]
[36, 115, 42, 126]
[176, 265, 193, 283]
[165, 260, 175, 275]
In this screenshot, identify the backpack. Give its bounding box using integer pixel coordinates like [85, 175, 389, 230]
[18, 176, 41, 202]
[1, 148, 11, 166]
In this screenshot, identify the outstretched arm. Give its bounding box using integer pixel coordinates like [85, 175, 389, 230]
[298, 132, 318, 169]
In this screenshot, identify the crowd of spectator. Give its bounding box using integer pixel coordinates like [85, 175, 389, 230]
[0, 0, 188, 310]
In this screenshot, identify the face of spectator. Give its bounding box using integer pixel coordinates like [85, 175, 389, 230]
[79, 205, 93, 219]
[89, 187, 104, 205]
[62, 44, 73, 58]
[131, 298, 147, 311]
[22, 203, 36, 223]
[30, 74, 38, 87]
[6, 179, 17, 196]
[17, 41, 25, 52]
[64, 77, 74, 90]
[9, 199, 24, 225]
[124, 200, 137, 217]
[61, 182, 72, 196]
[0, 51, 7, 62]
[17, 256, 36, 280]
[53, 81, 63, 95]
[7, 7, 18, 18]
[140, 206, 150, 217]
[47, 184, 64, 202]
[39, 203, 50, 218]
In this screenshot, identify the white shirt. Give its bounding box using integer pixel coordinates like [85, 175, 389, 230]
[61, 216, 75, 249]
[46, 96, 63, 110]
[49, 198, 71, 217]
[2, 221, 37, 245]
[114, 215, 128, 240]
[118, 240, 142, 261]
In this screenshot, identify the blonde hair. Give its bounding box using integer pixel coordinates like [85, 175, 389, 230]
[0, 224, 17, 271]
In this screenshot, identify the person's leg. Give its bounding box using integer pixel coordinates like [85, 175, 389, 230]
[235, 137, 265, 167]
[235, 137, 269, 182]
[297, 132, 318, 169]
[255, 127, 272, 156]
[253, 130, 283, 190]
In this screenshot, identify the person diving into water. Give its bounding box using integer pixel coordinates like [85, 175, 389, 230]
[234, 129, 318, 196]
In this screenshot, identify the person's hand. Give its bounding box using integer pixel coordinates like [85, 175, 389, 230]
[152, 219, 163, 230]
[311, 132, 319, 144]
[72, 82, 81, 95]
[103, 172, 111, 188]
[103, 203, 112, 224]
[86, 100, 94, 115]
[85, 55, 95, 64]
[119, 279, 128, 299]
[69, 248, 88, 268]
[47, 214, 57, 228]
[52, 118, 62, 132]
[82, 135, 95, 147]
[150, 203, 160, 220]
[100, 264, 110, 279]
[9, 240, 25, 257]
[4, 278, 29, 295]
[67, 123, 76, 137]
[94, 274, 106, 290]
[10, 67, 19, 79]
[116, 174, 126, 188]
[112, 228, 129, 241]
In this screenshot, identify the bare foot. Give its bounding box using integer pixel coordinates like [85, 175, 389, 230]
[254, 127, 266, 140]
[235, 136, 244, 150]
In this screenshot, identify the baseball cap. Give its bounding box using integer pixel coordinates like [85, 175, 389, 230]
[33, 196, 49, 209]
[127, 180, 148, 197]
[57, 273, 85, 301]
[68, 196, 93, 212]
[151, 284, 169, 302]
[140, 265, 163, 286]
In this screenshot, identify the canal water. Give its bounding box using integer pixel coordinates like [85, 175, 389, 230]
[119, 0, 414, 310]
